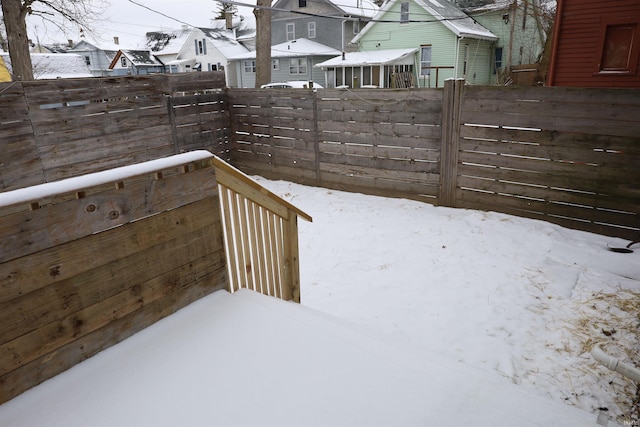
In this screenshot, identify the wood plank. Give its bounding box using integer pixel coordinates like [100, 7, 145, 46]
[0, 196, 219, 303]
[0, 221, 223, 345]
[0, 267, 227, 404]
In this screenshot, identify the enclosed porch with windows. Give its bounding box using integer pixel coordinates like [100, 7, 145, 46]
[315, 48, 418, 88]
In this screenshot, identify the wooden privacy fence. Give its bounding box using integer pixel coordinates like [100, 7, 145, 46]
[0, 72, 230, 191]
[226, 81, 640, 239]
[0, 150, 310, 404]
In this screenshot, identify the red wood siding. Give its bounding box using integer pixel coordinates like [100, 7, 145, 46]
[548, 0, 640, 87]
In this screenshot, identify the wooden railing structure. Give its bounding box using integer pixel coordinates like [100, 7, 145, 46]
[0, 151, 310, 404]
[213, 157, 312, 303]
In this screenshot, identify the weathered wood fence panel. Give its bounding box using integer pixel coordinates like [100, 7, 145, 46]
[0, 72, 229, 192]
[228, 88, 444, 202]
[0, 152, 227, 404]
[455, 83, 640, 237]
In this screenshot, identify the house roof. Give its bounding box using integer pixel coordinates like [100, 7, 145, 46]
[229, 38, 341, 60]
[272, 0, 379, 18]
[108, 50, 163, 69]
[199, 27, 250, 58]
[146, 25, 251, 59]
[0, 53, 93, 79]
[146, 27, 193, 55]
[315, 48, 419, 68]
[353, 0, 497, 43]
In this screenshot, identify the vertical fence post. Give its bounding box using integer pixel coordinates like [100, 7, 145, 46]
[283, 212, 301, 303]
[438, 78, 464, 207]
[166, 95, 180, 154]
[312, 90, 321, 186]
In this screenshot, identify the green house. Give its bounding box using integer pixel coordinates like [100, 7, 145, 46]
[317, 0, 500, 88]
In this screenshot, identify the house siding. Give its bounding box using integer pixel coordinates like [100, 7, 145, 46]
[549, 0, 640, 87]
[271, 0, 361, 51]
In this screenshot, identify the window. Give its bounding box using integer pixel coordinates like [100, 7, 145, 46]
[463, 45, 468, 75]
[272, 59, 280, 71]
[195, 39, 207, 55]
[120, 57, 127, 67]
[289, 58, 307, 74]
[494, 47, 503, 74]
[308, 22, 316, 39]
[84, 55, 91, 66]
[286, 23, 295, 41]
[299, 0, 306, 6]
[353, 20, 360, 34]
[420, 45, 432, 76]
[400, 2, 409, 24]
[244, 60, 256, 73]
[599, 23, 638, 72]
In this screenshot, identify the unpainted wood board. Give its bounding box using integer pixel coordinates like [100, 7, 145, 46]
[457, 162, 640, 205]
[456, 175, 639, 227]
[319, 161, 440, 184]
[459, 137, 640, 169]
[30, 104, 168, 132]
[458, 150, 638, 184]
[318, 121, 442, 140]
[0, 223, 224, 345]
[318, 88, 443, 102]
[319, 151, 439, 173]
[0, 268, 227, 405]
[26, 97, 167, 122]
[0, 253, 226, 383]
[0, 166, 218, 263]
[0, 196, 219, 304]
[326, 133, 441, 158]
[319, 140, 440, 163]
[318, 108, 440, 127]
[317, 99, 442, 116]
[459, 125, 640, 154]
[459, 109, 638, 138]
[461, 97, 640, 124]
[464, 85, 640, 106]
[23, 85, 164, 107]
[319, 169, 439, 198]
[230, 160, 318, 184]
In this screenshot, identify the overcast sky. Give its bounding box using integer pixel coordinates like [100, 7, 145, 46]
[26, 0, 256, 47]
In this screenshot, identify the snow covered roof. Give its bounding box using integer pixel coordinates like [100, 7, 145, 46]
[146, 27, 193, 55]
[315, 48, 418, 68]
[109, 50, 163, 69]
[462, 0, 513, 13]
[331, 0, 380, 18]
[353, 0, 497, 43]
[0, 53, 93, 79]
[229, 38, 341, 60]
[199, 27, 250, 58]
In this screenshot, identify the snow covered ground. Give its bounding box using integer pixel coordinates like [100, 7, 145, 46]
[1, 176, 638, 426]
[257, 177, 640, 426]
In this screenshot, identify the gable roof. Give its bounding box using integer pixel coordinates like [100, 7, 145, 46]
[353, 0, 497, 43]
[272, 0, 379, 19]
[108, 50, 163, 69]
[229, 38, 341, 60]
[146, 27, 193, 55]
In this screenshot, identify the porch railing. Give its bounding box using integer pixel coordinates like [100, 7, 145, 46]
[213, 157, 312, 303]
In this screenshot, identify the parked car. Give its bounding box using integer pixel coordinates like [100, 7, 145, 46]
[261, 81, 323, 89]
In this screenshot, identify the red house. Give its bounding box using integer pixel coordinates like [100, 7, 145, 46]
[547, 0, 640, 87]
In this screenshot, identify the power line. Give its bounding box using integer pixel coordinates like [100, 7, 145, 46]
[127, 0, 197, 27]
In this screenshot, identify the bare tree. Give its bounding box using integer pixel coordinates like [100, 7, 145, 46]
[0, 0, 106, 81]
[254, 0, 271, 88]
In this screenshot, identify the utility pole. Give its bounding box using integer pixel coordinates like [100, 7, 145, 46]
[254, 0, 272, 87]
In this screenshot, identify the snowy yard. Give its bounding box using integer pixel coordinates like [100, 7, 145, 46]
[1, 176, 638, 426]
[259, 177, 640, 425]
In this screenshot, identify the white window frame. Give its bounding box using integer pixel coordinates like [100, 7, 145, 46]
[420, 45, 432, 76]
[120, 57, 127, 67]
[308, 21, 316, 39]
[289, 58, 307, 75]
[272, 58, 280, 71]
[286, 23, 295, 41]
[244, 60, 256, 73]
[400, 2, 409, 24]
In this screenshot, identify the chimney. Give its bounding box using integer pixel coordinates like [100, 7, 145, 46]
[225, 12, 233, 29]
[114, 36, 120, 45]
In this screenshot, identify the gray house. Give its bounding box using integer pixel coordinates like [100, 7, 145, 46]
[228, 38, 340, 88]
[270, 0, 379, 52]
